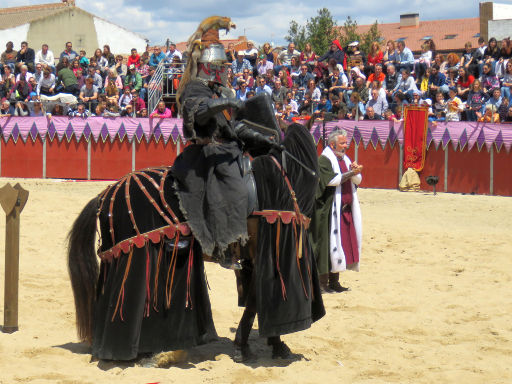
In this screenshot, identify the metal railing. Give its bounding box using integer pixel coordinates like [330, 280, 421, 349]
[147, 60, 165, 114]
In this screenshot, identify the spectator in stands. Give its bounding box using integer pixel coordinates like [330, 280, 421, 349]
[60, 42, 78, 62]
[330, 94, 346, 114]
[106, 69, 123, 92]
[118, 86, 133, 110]
[240, 68, 255, 89]
[244, 41, 258, 69]
[15, 65, 33, 83]
[487, 87, 502, 109]
[328, 66, 348, 98]
[0, 97, 14, 116]
[1, 65, 15, 93]
[150, 100, 172, 118]
[367, 63, 385, 87]
[446, 67, 459, 89]
[465, 79, 486, 121]
[347, 41, 365, 72]
[57, 60, 79, 96]
[346, 91, 365, 120]
[299, 42, 317, 68]
[75, 69, 85, 89]
[394, 69, 417, 102]
[479, 104, 500, 123]
[383, 40, 398, 69]
[131, 90, 146, 115]
[498, 96, 509, 122]
[105, 77, 120, 104]
[143, 66, 159, 101]
[366, 88, 388, 117]
[225, 42, 236, 63]
[501, 60, 512, 100]
[352, 76, 369, 103]
[314, 93, 332, 113]
[483, 37, 500, 73]
[79, 77, 99, 110]
[140, 50, 150, 66]
[14, 101, 30, 116]
[128, 48, 141, 68]
[271, 78, 287, 104]
[10, 75, 32, 102]
[149, 46, 166, 67]
[257, 54, 273, 77]
[445, 87, 464, 121]
[298, 92, 314, 116]
[30, 100, 45, 117]
[428, 64, 448, 99]
[37, 68, 56, 96]
[446, 53, 460, 72]
[69, 103, 90, 118]
[318, 40, 347, 70]
[102, 45, 115, 67]
[384, 64, 400, 101]
[497, 38, 512, 77]
[16, 41, 35, 73]
[1, 42, 17, 74]
[413, 42, 432, 79]
[236, 81, 249, 101]
[294, 64, 314, 89]
[71, 59, 82, 76]
[166, 43, 182, 63]
[433, 53, 448, 76]
[460, 42, 479, 78]
[501, 102, 512, 122]
[261, 42, 274, 63]
[365, 41, 383, 76]
[255, 76, 272, 96]
[396, 41, 414, 73]
[112, 55, 127, 78]
[232, 51, 252, 79]
[125, 64, 144, 99]
[33, 63, 44, 83]
[92, 48, 109, 78]
[28, 77, 38, 99]
[35, 44, 55, 71]
[86, 66, 103, 89]
[480, 63, 500, 96]
[277, 42, 300, 71]
[78, 50, 89, 68]
[364, 106, 381, 120]
[456, 66, 474, 101]
[284, 90, 299, 113]
[289, 56, 301, 79]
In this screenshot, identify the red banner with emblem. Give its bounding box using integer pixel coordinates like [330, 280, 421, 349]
[403, 106, 429, 171]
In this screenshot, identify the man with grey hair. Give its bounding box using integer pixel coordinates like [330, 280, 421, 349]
[311, 129, 363, 293]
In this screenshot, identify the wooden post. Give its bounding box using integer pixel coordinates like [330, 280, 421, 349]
[0, 183, 29, 333]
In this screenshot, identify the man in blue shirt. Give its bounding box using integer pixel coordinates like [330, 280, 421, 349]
[427, 65, 448, 99]
[254, 76, 272, 96]
[149, 46, 166, 67]
[396, 41, 414, 73]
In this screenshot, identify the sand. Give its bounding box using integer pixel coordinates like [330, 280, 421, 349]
[0, 177, 511, 384]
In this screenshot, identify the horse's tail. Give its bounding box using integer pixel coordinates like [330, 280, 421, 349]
[67, 197, 99, 344]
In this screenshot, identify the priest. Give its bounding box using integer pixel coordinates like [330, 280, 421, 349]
[311, 129, 363, 293]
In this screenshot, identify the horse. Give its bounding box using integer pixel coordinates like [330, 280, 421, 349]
[67, 122, 324, 362]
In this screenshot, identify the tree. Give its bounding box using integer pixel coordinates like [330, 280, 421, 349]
[286, 11, 381, 55]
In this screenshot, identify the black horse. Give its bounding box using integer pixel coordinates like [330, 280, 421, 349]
[67, 123, 324, 362]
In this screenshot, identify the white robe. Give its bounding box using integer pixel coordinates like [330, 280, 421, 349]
[321, 146, 363, 272]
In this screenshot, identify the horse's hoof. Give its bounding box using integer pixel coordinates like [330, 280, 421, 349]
[272, 341, 292, 359]
[233, 344, 256, 363]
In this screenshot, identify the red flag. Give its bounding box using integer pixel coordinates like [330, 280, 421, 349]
[403, 105, 429, 171]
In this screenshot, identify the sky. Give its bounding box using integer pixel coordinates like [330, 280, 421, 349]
[3, 0, 486, 48]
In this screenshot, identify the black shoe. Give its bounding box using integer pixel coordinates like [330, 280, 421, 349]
[233, 344, 256, 363]
[272, 341, 292, 359]
[328, 281, 351, 293]
[320, 283, 334, 294]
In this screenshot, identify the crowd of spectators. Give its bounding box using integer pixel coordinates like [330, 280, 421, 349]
[0, 40, 182, 118]
[225, 36, 512, 124]
[4, 36, 512, 124]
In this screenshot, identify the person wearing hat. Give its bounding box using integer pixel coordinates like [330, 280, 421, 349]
[347, 41, 365, 72]
[318, 40, 347, 70]
[256, 53, 273, 76]
[124, 63, 144, 99]
[231, 50, 252, 79]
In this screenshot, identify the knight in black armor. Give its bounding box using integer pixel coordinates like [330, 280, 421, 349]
[173, 23, 279, 267]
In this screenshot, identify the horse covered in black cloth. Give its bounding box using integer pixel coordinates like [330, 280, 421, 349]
[67, 122, 324, 362]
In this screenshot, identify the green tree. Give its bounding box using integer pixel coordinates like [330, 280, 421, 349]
[286, 11, 381, 56]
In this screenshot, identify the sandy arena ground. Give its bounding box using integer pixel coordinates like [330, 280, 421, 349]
[0, 177, 511, 384]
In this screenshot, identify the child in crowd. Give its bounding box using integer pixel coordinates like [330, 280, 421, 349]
[79, 50, 89, 68]
[479, 104, 500, 123]
[118, 86, 132, 110]
[445, 87, 464, 121]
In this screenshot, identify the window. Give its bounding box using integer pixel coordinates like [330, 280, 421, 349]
[421, 35, 433, 40]
[473, 33, 481, 38]
[444, 34, 457, 39]
[396, 37, 407, 42]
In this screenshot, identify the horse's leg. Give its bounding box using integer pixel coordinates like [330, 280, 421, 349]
[233, 308, 257, 362]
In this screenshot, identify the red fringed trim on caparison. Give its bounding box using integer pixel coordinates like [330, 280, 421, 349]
[97, 223, 191, 261]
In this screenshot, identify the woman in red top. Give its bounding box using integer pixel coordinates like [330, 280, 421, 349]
[300, 42, 317, 67]
[365, 41, 383, 77]
[456, 66, 474, 100]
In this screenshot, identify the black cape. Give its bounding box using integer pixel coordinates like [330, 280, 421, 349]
[242, 123, 325, 337]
